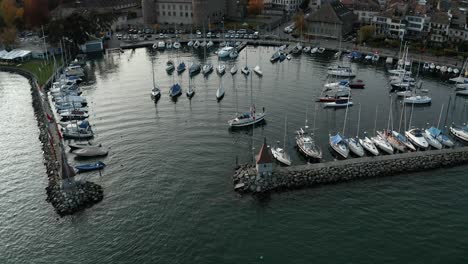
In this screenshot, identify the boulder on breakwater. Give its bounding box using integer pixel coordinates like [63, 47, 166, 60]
[233, 147, 468, 194]
[46, 181, 103, 216]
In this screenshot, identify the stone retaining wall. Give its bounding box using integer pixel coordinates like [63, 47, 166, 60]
[233, 147, 468, 194]
[1, 66, 104, 216]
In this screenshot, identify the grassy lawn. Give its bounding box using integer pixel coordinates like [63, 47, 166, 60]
[16, 58, 60, 86]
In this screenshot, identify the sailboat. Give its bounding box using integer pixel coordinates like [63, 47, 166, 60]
[228, 76, 265, 127]
[200, 25, 213, 76]
[271, 116, 292, 166]
[186, 77, 195, 99]
[424, 104, 453, 148]
[371, 105, 394, 154]
[377, 96, 407, 152]
[329, 90, 351, 158]
[150, 58, 161, 101]
[189, 62, 201, 76]
[405, 102, 429, 149]
[241, 47, 250, 75]
[296, 105, 322, 160]
[345, 103, 365, 157]
[176, 43, 185, 74]
[216, 76, 225, 101]
[230, 65, 238, 75]
[166, 60, 175, 73]
[217, 63, 226, 75]
[254, 46, 263, 77]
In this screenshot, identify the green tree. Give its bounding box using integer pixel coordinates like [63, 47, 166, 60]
[358, 25, 375, 44]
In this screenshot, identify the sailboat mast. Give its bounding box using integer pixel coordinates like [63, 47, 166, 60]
[387, 95, 393, 131]
[374, 105, 379, 136]
[283, 115, 287, 150]
[151, 58, 155, 87]
[398, 99, 404, 132]
[408, 101, 415, 129]
[356, 103, 361, 137]
[342, 90, 351, 135]
[437, 104, 444, 128]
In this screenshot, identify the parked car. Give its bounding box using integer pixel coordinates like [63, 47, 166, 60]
[159, 33, 164, 38]
[207, 32, 212, 38]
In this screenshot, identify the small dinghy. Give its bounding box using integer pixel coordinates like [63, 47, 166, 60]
[75, 161, 106, 173]
[230, 65, 238, 75]
[73, 147, 109, 158]
[324, 98, 353, 108]
[68, 141, 101, 151]
[349, 79, 365, 89]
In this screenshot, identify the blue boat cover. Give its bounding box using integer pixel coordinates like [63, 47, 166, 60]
[339, 80, 349, 86]
[171, 83, 181, 94]
[394, 132, 407, 142]
[428, 127, 441, 137]
[79, 120, 90, 129]
[331, 134, 342, 145]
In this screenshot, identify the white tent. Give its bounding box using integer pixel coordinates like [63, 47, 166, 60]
[0, 49, 32, 61]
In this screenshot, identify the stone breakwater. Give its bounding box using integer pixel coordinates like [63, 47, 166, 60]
[233, 147, 468, 194]
[46, 181, 103, 216]
[1, 67, 104, 216]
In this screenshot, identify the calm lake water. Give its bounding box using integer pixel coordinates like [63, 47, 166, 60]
[1, 46, 467, 263]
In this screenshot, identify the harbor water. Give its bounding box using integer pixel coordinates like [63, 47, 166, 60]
[1, 46, 468, 263]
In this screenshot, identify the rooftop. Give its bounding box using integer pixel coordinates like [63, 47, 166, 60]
[256, 141, 273, 164]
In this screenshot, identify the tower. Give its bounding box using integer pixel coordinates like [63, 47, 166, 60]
[255, 138, 274, 177]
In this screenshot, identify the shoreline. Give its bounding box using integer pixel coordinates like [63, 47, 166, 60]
[0, 66, 104, 216]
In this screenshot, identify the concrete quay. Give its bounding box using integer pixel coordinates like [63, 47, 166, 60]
[233, 147, 468, 194]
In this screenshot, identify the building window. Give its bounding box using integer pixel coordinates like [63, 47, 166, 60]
[168, 12, 170, 16]
[180, 12, 183, 17]
[185, 5, 188, 10]
[163, 11, 165, 16]
[173, 11, 176, 16]
[162, 4, 165, 9]
[186, 12, 188, 17]
[179, 5, 182, 10]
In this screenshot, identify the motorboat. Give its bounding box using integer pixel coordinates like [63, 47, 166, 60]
[453, 68, 460, 75]
[206, 41, 214, 48]
[359, 136, 379, 156]
[65, 65, 85, 77]
[193, 40, 200, 49]
[456, 89, 468, 96]
[169, 83, 182, 97]
[278, 44, 287, 51]
[372, 53, 379, 62]
[187, 40, 194, 47]
[396, 90, 412, 97]
[430, 63, 435, 70]
[450, 125, 468, 142]
[166, 41, 172, 49]
[436, 65, 441, 71]
[230, 65, 238, 75]
[173, 41, 181, 49]
[448, 67, 453, 73]
[440, 65, 447, 73]
[423, 63, 430, 71]
[217, 64, 226, 75]
[349, 79, 365, 89]
[327, 67, 356, 77]
[324, 98, 353, 108]
[200, 41, 207, 47]
[317, 96, 349, 102]
[403, 95, 431, 104]
[324, 80, 349, 89]
[253, 65, 263, 76]
[177, 62, 186, 74]
[60, 110, 89, 122]
[202, 63, 213, 76]
[152, 43, 158, 49]
[62, 121, 93, 140]
[371, 134, 394, 154]
[241, 66, 250, 75]
[405, 129, 429, 149]
[73, 146, 109, 158]
[310, 47, 318, 54]
[303, 46, 311, 53]
[345, 137, 365, 157]
[166, 60, 175, 72]
[55, 95, 87, 106]
[334, 51, 342, 58]
[218, 46, 234, 58]
[68, 141, 101, 151]
[329, 134, 349, 158]
[189, 63, 201, 76]
[317, 47, 325, 53]
[279, 52, 286, 61]
[228, 110, 266, 127]
[296, 128, 322, 159]
[425, 127, 454, 148]
[75, 161, 106, 173]
[286, 55, 291, 60]
[455, 83, 468, 90]
[423, 128, 443, 149]
[270, 51, 281, 62]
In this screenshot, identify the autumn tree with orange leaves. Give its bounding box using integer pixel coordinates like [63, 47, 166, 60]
[0, 0, 24, 45]
[248, 0, 264, 16]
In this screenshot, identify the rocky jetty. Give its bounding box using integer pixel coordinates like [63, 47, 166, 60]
[234, 147, 468, 194]
[46, 181, 104, 216]
[1, 66, 104, 216]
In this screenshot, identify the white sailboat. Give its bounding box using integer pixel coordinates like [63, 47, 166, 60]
[271, 116, 292, 166]
[230, 65, 238, 75]
[217, 64, 226, 75]
[405, 103, 429, 149]
[150, 58, 161, 101]
[296, 106, 322, 160]
[216, 76, 225, 101]
[371, 105, 394, 154]
[346, 103, 365, 157]
[241, 47, 250, 75]
[186, 77, 195, 99]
